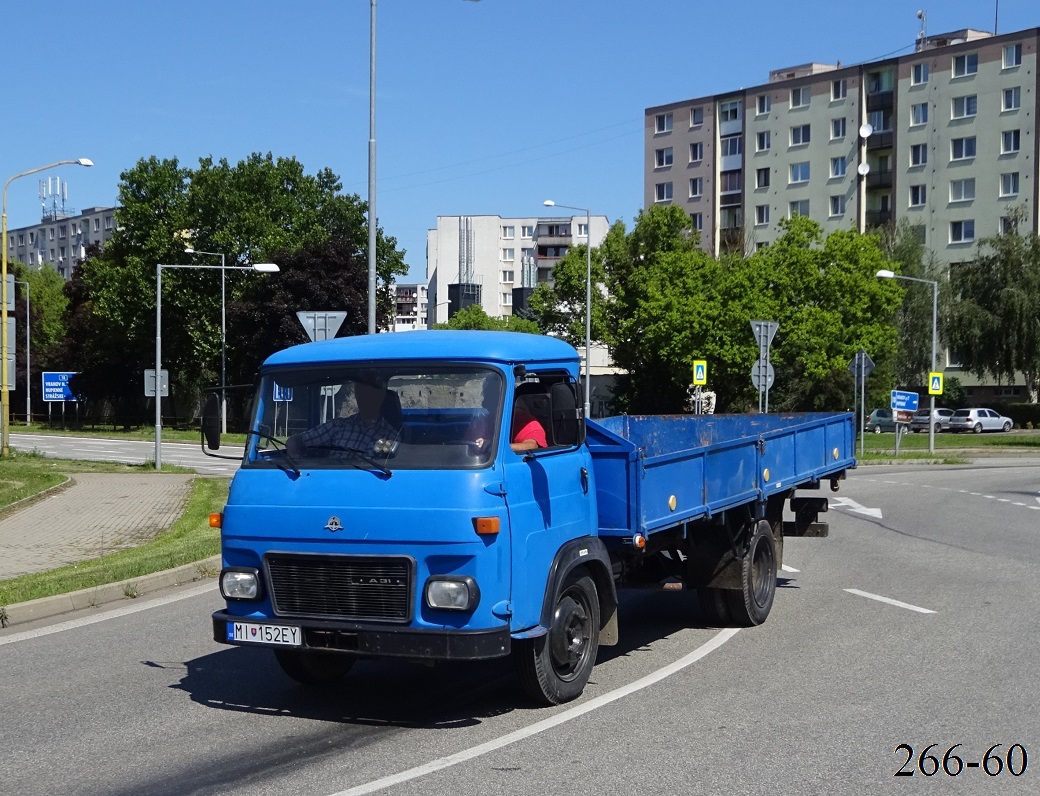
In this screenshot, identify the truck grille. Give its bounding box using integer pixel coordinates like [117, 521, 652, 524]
[266, 553, 414, 622]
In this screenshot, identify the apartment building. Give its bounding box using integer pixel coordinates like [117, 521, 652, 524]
[645, 26, 1039, 266]
[425, 213, 610, 327]
[6, 205, 117, 279]
[391, 283, 428, 331]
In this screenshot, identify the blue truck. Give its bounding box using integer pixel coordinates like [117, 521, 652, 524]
[204, 331, 855, 705]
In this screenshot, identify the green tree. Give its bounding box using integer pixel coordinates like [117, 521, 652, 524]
[527, 243, 606, 347]
[435, 303, 540, 333]
[945, 209, 1040, 401]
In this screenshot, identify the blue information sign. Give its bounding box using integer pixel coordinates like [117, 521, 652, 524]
[890, 390, 919, 412]
[42, 371, 78, 402]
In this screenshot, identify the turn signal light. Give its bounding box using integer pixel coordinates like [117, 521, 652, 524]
[209, 512, 223, 529]
[473, 516, 500, 535]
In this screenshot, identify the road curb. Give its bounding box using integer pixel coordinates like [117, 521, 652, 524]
[2, 555, 221, 627]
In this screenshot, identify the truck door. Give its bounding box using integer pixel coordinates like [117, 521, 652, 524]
[503, 381, 594, 632]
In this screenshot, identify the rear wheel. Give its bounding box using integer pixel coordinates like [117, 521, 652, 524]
[274, 649, 355, 685]
[934, 422, 942, 434]
[726, 520, 777, 627]
[515, 569, 600, 705]
[872, 426, 882, 435]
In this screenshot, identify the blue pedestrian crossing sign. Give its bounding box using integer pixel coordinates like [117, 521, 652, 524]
[928, 372, 944, 395]
[692, 360, 707, 386]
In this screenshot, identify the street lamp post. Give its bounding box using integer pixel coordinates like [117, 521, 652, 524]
[184, 248, 229, 433]
[155, 261, 278, 469]
[2, 158, 93, 455]
[543, 200, 592, 419]
[877, 269, 939, 454]
[14, 280, 28, 425]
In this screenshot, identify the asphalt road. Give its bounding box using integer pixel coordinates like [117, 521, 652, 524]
[11, 432, 241, 475]
[2, 460, 1038, 795]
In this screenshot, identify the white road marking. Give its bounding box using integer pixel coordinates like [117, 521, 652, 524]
[0, 581, 216, 646]
[829, 496, 883, 518]
[330, 628, 740, 796]
[781, 564, 800, 573]
[844, 588, 936, 614]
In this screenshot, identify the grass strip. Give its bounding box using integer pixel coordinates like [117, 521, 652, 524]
[0, 476, 228, 607]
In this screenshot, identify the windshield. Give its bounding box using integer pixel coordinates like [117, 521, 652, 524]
[245, 365, 504, 471]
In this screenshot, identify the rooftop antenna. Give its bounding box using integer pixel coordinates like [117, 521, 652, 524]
[994, 0, 999, 35]
[915, 10, 927, 51]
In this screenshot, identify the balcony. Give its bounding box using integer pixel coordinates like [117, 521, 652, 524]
[866, 90, 894, 111]
[719, 192, 742, 208]
[866, 170, 893, 189]
[866, 130, 894, 150]
[866, 210, 894, 228]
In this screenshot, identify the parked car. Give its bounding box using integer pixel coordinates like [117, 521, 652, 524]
[911, 407, 954, 434]
[948, 408, 1013, 433]
[865, 408, 909, 434]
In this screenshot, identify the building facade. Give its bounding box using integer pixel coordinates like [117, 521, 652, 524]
[425, 213, 610, 327]
[6, 205, 117, 279]
[645, 27, 1039, 266]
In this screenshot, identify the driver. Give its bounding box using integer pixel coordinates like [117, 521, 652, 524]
[286, 371, 398, 458]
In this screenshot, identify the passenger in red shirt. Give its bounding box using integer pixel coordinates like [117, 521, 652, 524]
[511, 406, 547, 452]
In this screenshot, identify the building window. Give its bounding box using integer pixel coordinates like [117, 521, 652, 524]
[909, 184, 927, 207]
[1003, 43, 1023, 68]
[93, 218, 101, 232]
[16, 233, 24, 246]
[790, 124, 811, 146]
[950, 220, 975, 243]
[689, 177, 704, 197]
[28, 231, 36, 245]
[911, 62, 929, 85]
[831, 118, 846, 139]
[950, 178, 975, 202]
[719, 207, 742, 230]
[690, 142, 703, 162]
[757, 94, 771, 115]
[1002, 87, 1021, 111]
[691, 212, 703, 231]
[789, 199, 809, 217]
[868, 109, 891, 132]
[1000, 172, 1020, 197]
[951, 136, 976, 160]
[501, 293, 512, 306]
[574, 223, 586, 237]
[831, 79, 847, 101]
[951, 95, 977, 119]
[104, 217, 113, 230]
[1001, 129, 1021, 154]
[999, 216, 1015, 234]
[719, 100, 741, 122]
[720, 171, 742, 193]
[501, 248, 515, 261]
[953, 53, 978, 77]
[58, 226, 67, 239]
[655, 182, 673, 202]
[521, 225, 534, 238]
[789, 162, 810, 184]
[911, 102, 928, 125]
[756, 131, 771, 152]
[829, 195, 845, 217]
[756, 167, 770, 189]
[501, 225, 514, 239]
[49, 228, 55, 240]
[790, 86, 810, 108]
[521, 247, 534, 260]
[691, 107, 704, 126]
[721, 136, 742, 156]
[655, 113, 672, 133]
[656, 147, 673, 167]
[755, 204, 770, 225]
[830, 157, 847, 178]
[501, 270, 515, 283]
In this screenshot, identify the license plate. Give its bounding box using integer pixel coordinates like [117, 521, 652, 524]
[227, 622, 301, 647]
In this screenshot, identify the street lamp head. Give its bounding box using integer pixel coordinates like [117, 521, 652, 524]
[543, 200, 555, 207]
[876, 269, 895, 279]
[77, 159, 94, 167]
[251, 263, 280, 273]
[184, 247, 196, 255]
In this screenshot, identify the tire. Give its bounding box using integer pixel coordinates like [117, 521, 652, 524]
[274, 648, 355, 685]
[725, 520, 777, 627]
[1002, 421, 1012, 432]
[934, 422, 942, 434]
[872, 426, 882, 435]
[696, 587, 732, 627]
[973, 422, 983, 434]
[515, 569, 600, 705]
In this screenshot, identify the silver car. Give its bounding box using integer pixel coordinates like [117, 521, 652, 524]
[910, 407, 954, 433]
[948, 408, 1013, 433]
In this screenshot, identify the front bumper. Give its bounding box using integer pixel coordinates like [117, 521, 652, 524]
[212, 610, 511, 661]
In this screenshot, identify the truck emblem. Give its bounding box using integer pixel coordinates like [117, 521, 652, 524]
[324, 516, 344, 533]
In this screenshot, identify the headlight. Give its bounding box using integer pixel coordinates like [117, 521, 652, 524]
[425, 576, 480, 611]
[220, 568, 262, 600]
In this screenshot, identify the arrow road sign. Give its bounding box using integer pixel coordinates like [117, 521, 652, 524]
[890, 390, 919, 412]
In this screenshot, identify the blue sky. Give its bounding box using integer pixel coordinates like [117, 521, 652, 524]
[3, 0, 1035, 280]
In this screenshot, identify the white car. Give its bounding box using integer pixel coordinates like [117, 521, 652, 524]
[948, 408, 1013, 433]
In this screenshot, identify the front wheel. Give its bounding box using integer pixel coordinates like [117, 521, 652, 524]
[515, 569, 600, 705]
[726, 520, 777, 627]
[934, 422, 942, 434]
[274, 648, 355, 685]
[872, 426, 882, 435]
[1002, 421, 1012, 432]
[973, 422, 983, 434]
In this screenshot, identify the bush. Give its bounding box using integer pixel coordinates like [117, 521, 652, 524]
[1004, 403, 1040, 429]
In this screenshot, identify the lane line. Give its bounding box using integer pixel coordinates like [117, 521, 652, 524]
[844, 588, 936, 614]
[781, 564, 800, 573]
[0, 581, 215, 646]
[330, 628, 740, 796]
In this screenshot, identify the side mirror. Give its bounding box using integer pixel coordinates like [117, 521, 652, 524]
[202, 392, 221, 450]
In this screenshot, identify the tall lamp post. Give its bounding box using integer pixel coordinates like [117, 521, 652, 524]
[184, 248, 229, 433]
[877, 269, 939, 454]
[543, 200, 593, 419]
[155, 261, 278, 469]
[2, 158, 93, 455]
[14, 280, 29, 425]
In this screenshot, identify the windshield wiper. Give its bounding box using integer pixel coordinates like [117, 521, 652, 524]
[246, 431, 301, 478]
[318, 445, 393, 478]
